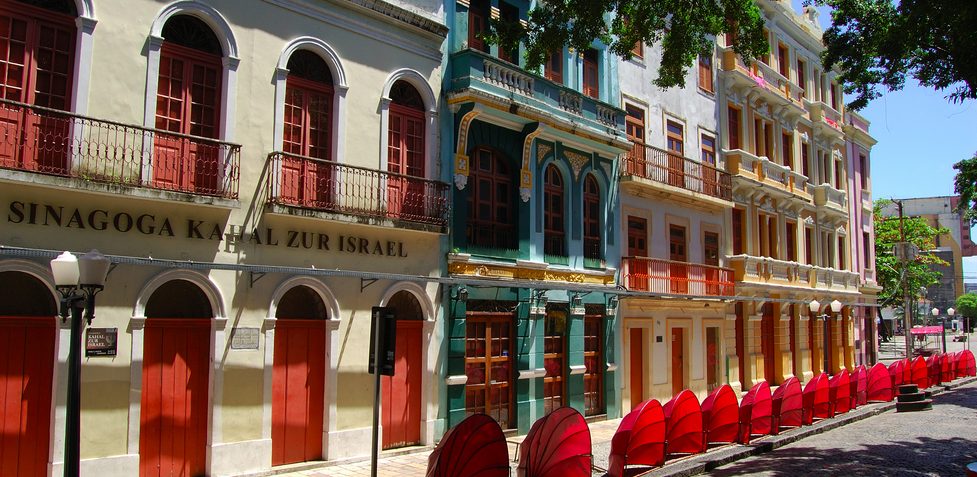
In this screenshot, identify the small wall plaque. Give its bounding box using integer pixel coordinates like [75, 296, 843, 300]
[230, 327, 260, 350]
[86, 328, 118, 357]
[656, 335, 663, 343]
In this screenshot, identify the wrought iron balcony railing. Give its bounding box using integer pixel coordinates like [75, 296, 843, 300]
[623, 142, 732, 201]
[622, 256, 735, 297]
[267, 152, 449, 227]
[0, 98, 240, 199]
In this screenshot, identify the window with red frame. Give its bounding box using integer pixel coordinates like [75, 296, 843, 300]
[625, 104, 646, 174]
[545, 49, 563, 84]
[797, 58, 807, 98]
[860, 153, 868, 189]
[702, 133, 718, 195]
[583, 312, 604, 416]
[468, 0, 489, 53]
[467, 148, 515, 250]
[544, 164, 566, 257]
[727, 105, 741, 150]
[583, 49, 599, 98]
[698, 54, 713, 92]
[732, 208, 744, 255]
[583, 174, 601, 264]
[782, 132, 793, 169]
[778, 43, 789, 77]
[280, 49, 334, 208]
[666, 120, 684, 187]
[801, 141, 810, 178]
[786, 220, 797, 261]
[0, 0, 77, 174]
[387, 80, 426, 220]
[464, 313, 514, 428]
[154, 15, 224, 195]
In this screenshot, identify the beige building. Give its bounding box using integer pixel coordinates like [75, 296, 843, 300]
[0, 0, 449, 475]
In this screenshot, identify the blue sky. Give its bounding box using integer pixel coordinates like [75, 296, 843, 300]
[790, 1, 977, 280]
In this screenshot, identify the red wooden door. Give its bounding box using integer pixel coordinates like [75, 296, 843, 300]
[761, 304, 776, 384]
[140, 318, 210, 477]
[669, 225, 687, 294]
[272, 319, 325, 465]
[627, 216, 648, 290]
[154, 43, 221, 194]
[382, 320, 421, 449]
[281, 78, 333, 208]
[0, 316, 56, 477]
[629, 328, 643, 410]
[671, 328, 684, 396]
[387, 104, 425, 220]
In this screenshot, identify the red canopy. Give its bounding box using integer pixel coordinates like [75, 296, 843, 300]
[926, 354, 942, 386]
[663, 390, 703, 456]
[607, 399, 665, 477]
[829, 370, 851, 415]
[887, 360, 905, 388]
[910, 325, 943, 335]
[771, 377, 802, 433]
[911, 356, 929, 389]
[426, 414, 509, 477]
[940, 353, 954, 383]
[959, 350, 976, 377]
[517, 407, 591, 477]
[850, 365, 868, 408]
[866, 363, 894, 402]
[738, 381, 772, 444]
[701, 384, 739, 447]
[902, 357, 913, 384]
[802, 373, 831, 424]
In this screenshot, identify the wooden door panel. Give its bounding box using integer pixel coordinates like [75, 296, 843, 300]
[382, 320, 421, 449]
[629, 328, 643, 409]
[671, 328, 684, 396]
[272, 319, 325, 465]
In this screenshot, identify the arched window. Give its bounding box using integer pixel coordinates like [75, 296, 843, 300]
[279, 49, 335, 209]
[387, 80, 425, 220]
[467, 148, 514, 250]
[153, 15, 224, 194]
[0, 0, 77, 173]
[543, 165, 565, 258]
[583, 174, 602, 264]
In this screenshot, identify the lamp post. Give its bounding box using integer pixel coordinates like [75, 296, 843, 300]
[932, 307, 947, 354]
[50, 250, 110, 477]
[809, 299, 843, 375]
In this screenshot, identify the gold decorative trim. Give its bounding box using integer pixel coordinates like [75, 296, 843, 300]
[566, 150, 591, 179]
[520, 125, 546, 201]
[453, 109, 482, 189]
[537, 143, 553, 164]
[448, 262, 615, 285]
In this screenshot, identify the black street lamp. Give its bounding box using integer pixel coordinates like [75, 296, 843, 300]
[50, 250, 110, 477]
[810, 299, 843, 375]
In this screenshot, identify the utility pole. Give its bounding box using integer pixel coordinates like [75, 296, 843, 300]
[896, 199, 913, 359]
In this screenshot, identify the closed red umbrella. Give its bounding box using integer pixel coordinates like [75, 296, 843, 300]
[888, 360, 904, 388]
[663, 390, 703, 456]
[850, 365, 867, 407]
[960, 350, 976, 377]
[607, 399, 665, 477]
[802, 373, 831, 424]
[866, 363, 894, 402]
[701, 384, 738, 448]
[771, 377, 802, 433]
[911, 356, 929, 389]
[940, 353, 954, 383]
[738, 381, 771, 444]
[426, 414, 509, 477]
[926, 354, 941, 386]
[517, 407, 591, 477]
[829, 369, 851, 415]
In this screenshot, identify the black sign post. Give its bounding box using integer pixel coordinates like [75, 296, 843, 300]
[369, 306, 396, 477]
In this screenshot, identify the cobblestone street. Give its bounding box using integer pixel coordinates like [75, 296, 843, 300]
[708, 380, 977, 476]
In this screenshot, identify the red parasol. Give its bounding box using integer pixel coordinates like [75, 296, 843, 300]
[959, 350, 976, 377]
[701, 384, 739, 447]
[771, 377, 802, 433]
[940, 353, 954, 383]
[952, 351, 964, 379]
[516, 407, 591, 477]
[926, 354, 941, 386]
[738, 381, 772, 444]
[663, 390, 703, 456]
[887, 360, 904, 388]
[910, 356, 929, 389]
[426, 414, 509, 477]
[802, 373, 831, 424]
[866, 363, 894, 402]
[850, 365, 868, 408]
[829, 369, 851, 415]
[607, 399, 666, 477]
[902, 358, 913, 384]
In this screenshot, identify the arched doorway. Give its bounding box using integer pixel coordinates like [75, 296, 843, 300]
[386, 80, 426, 220]
[271, 286, 326, 465]
[0, 270, 57, 477]
[381, 290, 423, 449]
[140, 279, 212, 477]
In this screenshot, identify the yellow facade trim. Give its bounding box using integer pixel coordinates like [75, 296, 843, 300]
[448, 262, 615, 285]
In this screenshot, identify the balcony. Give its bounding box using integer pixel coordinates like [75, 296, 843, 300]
[725, 149, 811, 202]
[810, 183, 848, 216]
[622, 256, 735, 297]
[447, 49, 627, 141]
[718, 47, 805, 115]
[0, 98, 240, 200]
[620, 142, 732, 207]
[806, 100, 845, 139]
[266, 152, 449, 231]
[727, 255, 860, 294]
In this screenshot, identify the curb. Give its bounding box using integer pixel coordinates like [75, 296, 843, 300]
[638, 376, 977, 477]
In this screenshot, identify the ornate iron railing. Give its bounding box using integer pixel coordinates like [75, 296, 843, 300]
[267, 152, 449, 227]
[0, 98, 240, 199]
[622, 256, 735, 296]
[623, 142, 732, 201]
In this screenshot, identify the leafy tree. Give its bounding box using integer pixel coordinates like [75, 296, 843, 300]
[874, 200, 948, 319]
[954, 293, 977, 332]
[952, 153, 977, 223]
[483, 0, 769, 90]
[811, 0, 977, 110]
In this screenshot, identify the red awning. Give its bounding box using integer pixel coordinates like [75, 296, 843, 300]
[802, 372, 831, 424]
[701, 384, 739, 446]
[517, 407, 592, 477]
[910, 325, 943, 335]
[867, 363, 894, 402]
[426, 414, 509, 477]
[911, 356, 929, 389]
[829, 370, 851, 415]
[738, 381, 772, 444]
[608, 399, 666, 477]
[663, 390, 703, 456]
[772, 377, 803, 432]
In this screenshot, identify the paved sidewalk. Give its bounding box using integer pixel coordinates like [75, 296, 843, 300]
[235, 375, 977, 477]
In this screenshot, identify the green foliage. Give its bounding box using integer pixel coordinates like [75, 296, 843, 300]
[482, 0, 768, 90]
[810, 0, 977, 110]
[873, 199, 949, 307]
[953, 153, 977, 224]
[955, 293, 977, 320]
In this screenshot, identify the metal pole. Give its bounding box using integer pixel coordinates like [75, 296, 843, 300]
[896, 200, 913, 359]
[823, 315, 830, 375]
[64, 298, 84, 477]
[941, 317, 947, 354]
[370, 312, 382, 477]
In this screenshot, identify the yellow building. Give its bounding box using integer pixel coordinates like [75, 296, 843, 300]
[0, 0, 449, 475]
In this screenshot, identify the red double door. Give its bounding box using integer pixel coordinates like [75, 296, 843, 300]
[140, 318, 211, 477]
[271, 318, 326, 466]
[386, 105, 425, 220]
[0, 316, 56, 477]
[381, 320, 422, 450]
